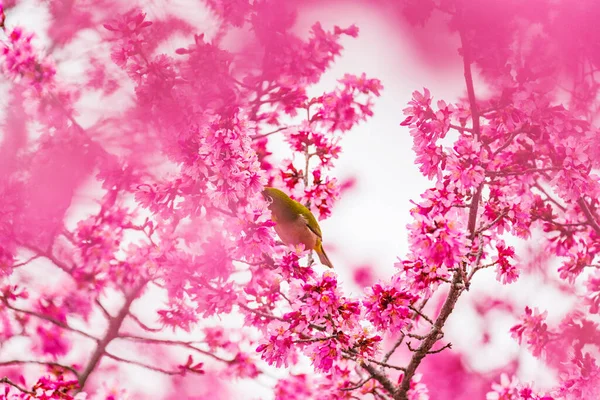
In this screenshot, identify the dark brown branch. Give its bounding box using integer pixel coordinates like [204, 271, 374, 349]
[428, 342, 452, 354]
[77, 282, 146, 391]
[344, 350, 406, 372]
[578, 197, 600, 234]
[361, 362, 397, 398]
[4, 304, 98, 342]
[395, 272, 463, 400]
[408, 306, 433, 325]
[341, 377, 373, 392]
[295, 336, 337, 344]
[0, 377, 34, 395]
[467, 233, 486, 281]
[381, 298, 429, 365]
[467, 184, 483, 239]
[459, 32, 480, 138]
[0, 360, 79, 378]
[406, 333, 427, 340]
[474, 211, 507, 236]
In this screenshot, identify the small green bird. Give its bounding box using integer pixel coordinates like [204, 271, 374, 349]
[262, 187, 334, 268]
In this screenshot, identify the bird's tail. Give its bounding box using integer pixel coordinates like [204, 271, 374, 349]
[315, 242, 334, 269]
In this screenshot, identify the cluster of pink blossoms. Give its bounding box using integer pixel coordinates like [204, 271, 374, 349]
[3, 0, 600, 399]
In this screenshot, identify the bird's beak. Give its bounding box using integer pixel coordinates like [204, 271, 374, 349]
[261, 190, 273, 204]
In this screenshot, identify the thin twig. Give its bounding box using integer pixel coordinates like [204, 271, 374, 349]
[127, 312, 162, 332]
[449, 123, 474, 133]
[428, 342, 452, 354]
[116, 334, 233, 363]
[474, 211, 507, 236]
[294, 335, 337, 344]
[492, 130, 521, 155]
[361, 362, 397, 398]
[238, 303, 286, 322]
[4, 304, 98, 342]
[0, 377, 34, 395]
[382, 298, 429, 365]
[95, 299, 112, 320]
[533, 182, 566, 212]
[341, 377, 373, 392]
[467, 233, 485, 281]
[77, 282, 146, 392]
[487, 167, 560, 177]
[11, 255, 42, 269]
[408, 306, 433, 325]
[251, 126, 290, 140]
[344, 350, 406, 371]
[0, 360, 79, 378]
[578, 197, 600, 234]
[103, 352, 182, 376]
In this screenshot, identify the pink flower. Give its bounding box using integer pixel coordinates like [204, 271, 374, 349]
[313, 73, 383, 132]
[407, 208, 469, 271]
[486, 373, 553, 400]
[494, 240, 519, 284]
[256, 324, 294, 368]
[363, 282, 419, 332]
[585, 271, 600, 314]
[446, 137, 487, 190]
[304, 169, 340, 220]
[555, 353, 600, 400]
[35, 325, 70, 357]
[274, 374, 314, 400]
[157, 301, 198, 332]
[300, 272, 341, 322]
[510, 307, 551, 358]
[309, 339, 340, 372]
[401, 89, 453, 180]
[227, 352, 260, 378]
[1, 28, 56, 91]
[277, 250, 315, 282]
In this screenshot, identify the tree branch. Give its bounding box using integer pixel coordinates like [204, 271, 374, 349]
[4, 304, 98, 342]
[0, 377, 34, 395]
[361, 362, 397, 398]
[578, 197, 600, 234]
[127, 312, 162, 332]
[0, 360, 79, 378]
[395, 273, 463, 399]
[103, 352, 182, 376]
[77, 281, 146, 391]
[117, 334, 233, 364]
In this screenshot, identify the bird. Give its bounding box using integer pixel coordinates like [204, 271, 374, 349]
[262, 186, 334, 268]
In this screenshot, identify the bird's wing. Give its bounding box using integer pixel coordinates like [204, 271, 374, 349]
[299, 213, 322, 239]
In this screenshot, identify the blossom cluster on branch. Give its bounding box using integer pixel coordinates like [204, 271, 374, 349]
[1, 0, 600, 399]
